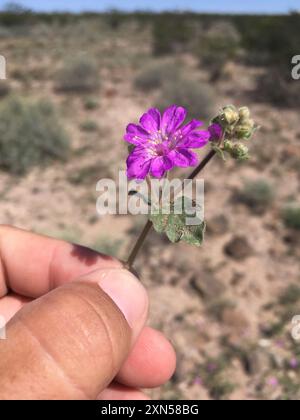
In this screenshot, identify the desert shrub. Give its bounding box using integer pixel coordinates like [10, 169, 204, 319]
[0, 25, 11, 37]
[80, 120, 99, 132]
[236, 179, 275, 214]
[55, 55, 99, 93]
[236, 13, 300, 75]
[282, 205, 300, 230]
[255, 70, 300, 107]
[0, 96, 69, 174]
[152, 14, 195, 56]
[196, 21, 240, 82]
[279, 285, 300, 306]
[134, 59, 180, 92]
[0, 81, 10, 97]
[156, 77, 215, 120]
[84, 97, 99, 110]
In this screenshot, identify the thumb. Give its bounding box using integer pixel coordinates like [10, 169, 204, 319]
[0, 268, 148, 400]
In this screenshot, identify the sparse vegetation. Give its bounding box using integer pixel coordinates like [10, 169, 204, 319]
[196, 21, 240, 82]
[83, 97, 99, 110]
[0, 96, 69, 174]
[134, 59, 180, 92]
[0, 9, 299, 401]
[282, 205, 300, 230]
[80, 120, 99, 132]
[236, 179, 275, 214]
[55, 55, 100, 93]
[156, 77, 216, 120]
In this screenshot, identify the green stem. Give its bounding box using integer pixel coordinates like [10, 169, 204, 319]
[125, 149, 217, 270]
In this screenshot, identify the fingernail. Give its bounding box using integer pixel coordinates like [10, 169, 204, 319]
[97, 269, 148, 329]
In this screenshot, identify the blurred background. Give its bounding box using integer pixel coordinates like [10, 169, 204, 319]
[0, 0, 300, 400]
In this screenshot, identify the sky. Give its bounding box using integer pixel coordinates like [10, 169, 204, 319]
[0, 0, 299, 14]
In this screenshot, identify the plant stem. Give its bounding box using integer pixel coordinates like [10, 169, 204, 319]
[125, 149, 217, 270]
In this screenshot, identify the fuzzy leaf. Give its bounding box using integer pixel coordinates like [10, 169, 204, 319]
[150, 197, 205, 247]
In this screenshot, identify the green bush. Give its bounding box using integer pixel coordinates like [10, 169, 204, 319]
[80, 120, 99, 132]
[0, 81, 11, 97]
[156, 77, 215, 120]
[152, 14, 195, 56]
[134, 59, 180, 92]
[0, 96, 69, 174]
[84, 97, 99, 110]
[196, 21, 240, 82]
[237, 179, 275, 213]
[283, 205, 300, 230]
[55, 55, 99, 93]
[255, 70, 300, 108]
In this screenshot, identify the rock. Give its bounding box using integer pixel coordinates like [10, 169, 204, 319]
[244, 349, 271, 375]
[190, 272, 226, 300]
[207, 215, 229, 235]
[224, 235, 253, 260]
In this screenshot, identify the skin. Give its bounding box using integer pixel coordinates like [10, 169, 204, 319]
[0, 225, 176, 400]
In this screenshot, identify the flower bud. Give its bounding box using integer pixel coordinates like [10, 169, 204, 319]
[231, 143, 250, 160]
[238, 106, 250, 121]
[222, 105, 239, 125]
[234, 119, 255, 140]
[223, 140, 234, 153]
[224, 141, 249, 160]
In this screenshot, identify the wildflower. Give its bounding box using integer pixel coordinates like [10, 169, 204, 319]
[208, 123, 223, 142]
[289, 358, 299, 369]
[193, 376, 203, 386]
[267, 377, 279, 388]
[125, 105, 210, 180]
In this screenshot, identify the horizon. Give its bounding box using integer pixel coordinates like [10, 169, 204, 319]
[0, 0, 299, 15]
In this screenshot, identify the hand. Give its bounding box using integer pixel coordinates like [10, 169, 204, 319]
[0, 225, 176, 400]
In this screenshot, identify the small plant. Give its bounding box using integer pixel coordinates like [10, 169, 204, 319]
[80, 120, 99, 132]
[0, 81, 10, 97]
[134, 60, 180, 92]
[152, 15, 194, 56]
[84, 97, 99, 110]
[55, 55, 99, 93]
[279, 285, 300, 306]
[196, 21, 240, 82]
[236, 179, 275, 214]
[282, 205, 300, 230]
[0, 96, 69, 174]
[156, 78, 216, 120]
[255, 70, 300, 108]
[121, 104, 258, 270]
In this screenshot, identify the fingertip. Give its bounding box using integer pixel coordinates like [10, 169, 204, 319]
[117, 327, 177, 388]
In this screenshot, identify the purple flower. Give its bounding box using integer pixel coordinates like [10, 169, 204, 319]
[208, 123, 223, 142]
[267, 377, 279, 388]
[125, 105, 210, 180]
[289, 358, 298, 369]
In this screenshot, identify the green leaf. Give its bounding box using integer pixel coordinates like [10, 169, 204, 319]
[150, 197, 205, 247]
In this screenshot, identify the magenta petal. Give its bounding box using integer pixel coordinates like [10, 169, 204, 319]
[180, 130, 210, 148]
[167, 149, 189, 167]
[127, 157, 151, 180]
[177, 149, 199, 166]
[124, 123, 149, 145]
[126, 147, 152, 179]
[161, 105, 187, 136]
[139, 108, 161, 133]
[208, 123, 223, 141]
[150, 156, 173, 178]
[180, 119, 203, 137]
[168, 148, 198, 167]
